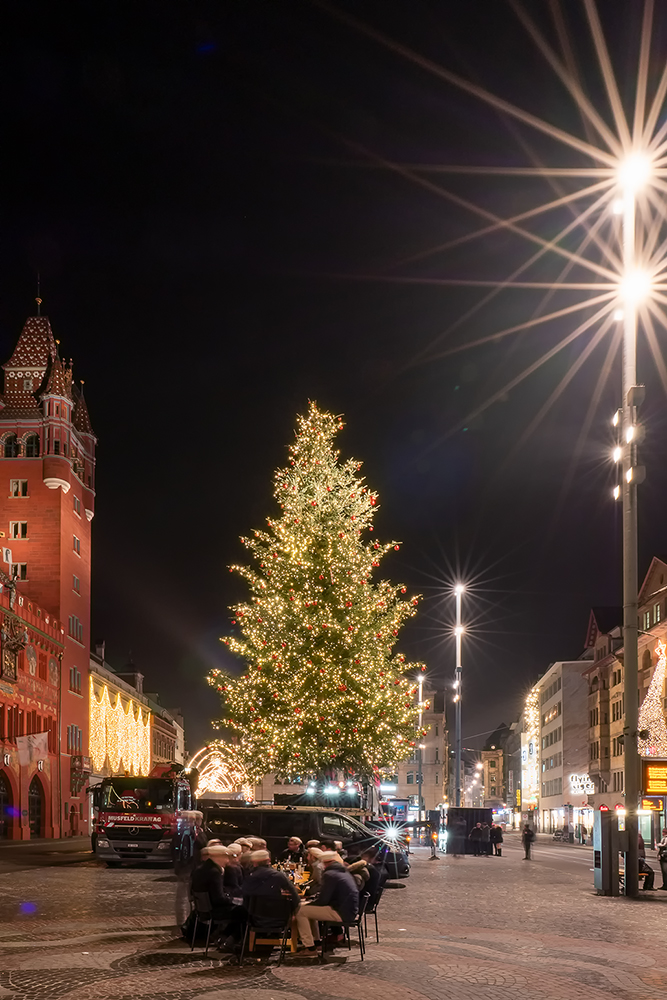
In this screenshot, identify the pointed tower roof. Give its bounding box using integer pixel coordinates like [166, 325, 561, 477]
[42, 353, 73, 400]
[72, 383, 94, 435]
[3, 316, 57, 371]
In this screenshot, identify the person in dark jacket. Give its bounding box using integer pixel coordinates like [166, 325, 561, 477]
[281, 836, 305, 862]
[480, 822, 492, 856]
[490, 824, 503, 856]
[190, 845, 235, 919]
[469, 823, 483, 856]
[223, 844, 244, 894]
[242, 850, 300, 925]
[360, 847, 384, 906]
[522, 824, 535, 860]
[295, 851, 359, 955]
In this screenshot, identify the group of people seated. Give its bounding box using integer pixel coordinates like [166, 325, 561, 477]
[185, 832, 386, 957]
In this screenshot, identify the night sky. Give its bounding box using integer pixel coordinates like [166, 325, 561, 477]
[2, 2, 667, 755]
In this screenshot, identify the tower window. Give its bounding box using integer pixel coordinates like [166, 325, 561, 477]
[73, 574, 80, 594]
[9, 522, 27, 539]
[73, 495, 81, 516]
[53, 440, 60, 455]
[23, 379, 33, 391]
[4, 435, 18, 458]
[10, 480, 28, 497]
[73, 535, 80, 555]
[24, 435, 40, 458]
[68, 615, 83, 643]
[10, 563, 27, 581]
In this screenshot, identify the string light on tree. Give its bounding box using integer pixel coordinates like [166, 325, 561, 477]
[637, 642, 667, 757]
[208, 401, 426, 780]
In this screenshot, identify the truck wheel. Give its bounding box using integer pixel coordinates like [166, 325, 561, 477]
[106, 861, 121, 868]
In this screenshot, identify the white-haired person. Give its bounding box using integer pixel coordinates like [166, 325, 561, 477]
[190, 844, 235, 921]
[295, 851, 359, 957]
[281, 836, 305, 863]
[218, 849, 300, 954]
[223, 843, 244, 893]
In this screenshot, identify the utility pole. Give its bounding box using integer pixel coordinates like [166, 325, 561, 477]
[454, 584, 464, 807]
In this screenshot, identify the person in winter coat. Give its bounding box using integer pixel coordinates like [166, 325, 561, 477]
[281, 837, 305, 863]
[295, 851, 359, 955]
[480, 822, 492, 856]
[657, 828, 667, 889]
[190, 845, 235, 919]
[468, 823, 483, 857]
[522, 824, 535, 860]
[638, 832, 646, 859]
[346, 858, 370, 890]
[223, 843, 244, 894]
[490, 823, 503, 856]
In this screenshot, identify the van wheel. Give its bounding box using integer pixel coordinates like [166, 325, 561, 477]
[106, 861, 121, 868]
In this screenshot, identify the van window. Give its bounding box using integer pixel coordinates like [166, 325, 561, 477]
[259, 811, 309, 841]
[322, 814, 344, 836]
[339, 816, 361, 838]
[205, 810, 258, 842]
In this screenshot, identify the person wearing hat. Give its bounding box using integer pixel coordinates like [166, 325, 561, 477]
[223, 843, 244, 893]
[217, 849, 301, 952]
[295, 850, 359, 955]
[303, 846, 324, 898]
[235, 838, 253, 854]
[281, 836, 305, 863]
[190, 844, 235, 921]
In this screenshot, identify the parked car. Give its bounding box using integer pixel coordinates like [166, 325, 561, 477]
[199, 804, 410, 877]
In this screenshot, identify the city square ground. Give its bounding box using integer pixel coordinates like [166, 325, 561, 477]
[3, 835, 667, 1000]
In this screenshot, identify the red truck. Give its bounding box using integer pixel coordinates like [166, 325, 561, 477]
[92, 764, 197, 867]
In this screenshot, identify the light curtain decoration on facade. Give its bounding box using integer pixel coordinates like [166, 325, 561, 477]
[637, 641, 667, 758]
[89, 676, 151, 775]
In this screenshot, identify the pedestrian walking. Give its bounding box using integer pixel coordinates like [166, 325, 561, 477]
[469, 822, 483, 856]
[580, 824, 587, 846]
[658, 828, 667, 889]
[522, 823, 535, 860]
[638, 831, 646, 859]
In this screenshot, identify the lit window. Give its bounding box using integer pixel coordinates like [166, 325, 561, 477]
[9, 522, 27, 539]
[10, 563, 27, 581]
[655, 603, 661, 624]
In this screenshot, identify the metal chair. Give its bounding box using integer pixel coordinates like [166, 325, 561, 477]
[190, 891, 215, 957]
[320, 893, 370, 961]
[364, 885, 384, 944]
[239, 894, 294, 966]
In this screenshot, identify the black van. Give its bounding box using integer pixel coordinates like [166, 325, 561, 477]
[200, 804, 409, 877]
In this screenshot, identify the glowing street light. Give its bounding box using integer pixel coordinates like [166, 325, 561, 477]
[618, 152, 652, 193]
[619, 268, 651, 305]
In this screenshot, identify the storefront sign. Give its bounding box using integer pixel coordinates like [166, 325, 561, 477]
[599, 804, 609, 811]
[641, 797, 664, 810]
[569, 773, 595, 796]
[643, 760, 667, 795]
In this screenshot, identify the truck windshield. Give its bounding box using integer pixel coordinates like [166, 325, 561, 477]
[100, 778, 174, 813]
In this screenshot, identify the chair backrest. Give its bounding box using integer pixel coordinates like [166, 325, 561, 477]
[357, 892, 371, 920]
[369, 885, 384, 911]
[193, 891, 213, 917]
[245, 892, 294, 932]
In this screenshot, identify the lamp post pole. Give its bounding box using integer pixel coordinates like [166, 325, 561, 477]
[454, 585, 464, 808]
[417, 675, 424, 825]
[621, 183, 641, 899]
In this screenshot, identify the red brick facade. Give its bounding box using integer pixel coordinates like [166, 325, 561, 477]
[0, 313, 96, 838]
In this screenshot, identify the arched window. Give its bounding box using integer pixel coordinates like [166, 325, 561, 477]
[24, 434, 40, 458]
[4, 435, 18, 458]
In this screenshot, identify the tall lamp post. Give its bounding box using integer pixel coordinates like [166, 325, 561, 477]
[618, 152, 650, 898]
[454, 584, 465, 808]
[417, 674, 424, 824]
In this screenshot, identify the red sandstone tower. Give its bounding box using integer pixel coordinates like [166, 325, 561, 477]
[0, 311, 95, 836]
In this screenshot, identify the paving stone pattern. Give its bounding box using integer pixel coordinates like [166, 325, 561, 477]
[2, 842, 667, 999]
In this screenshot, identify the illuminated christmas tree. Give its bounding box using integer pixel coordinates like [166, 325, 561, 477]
[209, 402, 426, 780]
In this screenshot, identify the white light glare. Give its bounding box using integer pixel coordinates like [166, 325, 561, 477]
[614, 308, 624, 321]
[613, 446, 621, 463]
[612, 198, 624, 215]
[618, 152, 652, 192]
[626, 426, 635, 443]
[454, 583, 465, 595]
[626, 468, 633, 483]
[620, 269, 651, 304]
[453, 694, 460, 702]
[612, 411, 620, 427]
[613, 485, 620, 500]
[454, 625, 465, 637]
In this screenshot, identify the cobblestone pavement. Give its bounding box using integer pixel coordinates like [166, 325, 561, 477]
[2, 840, 667, 1000]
